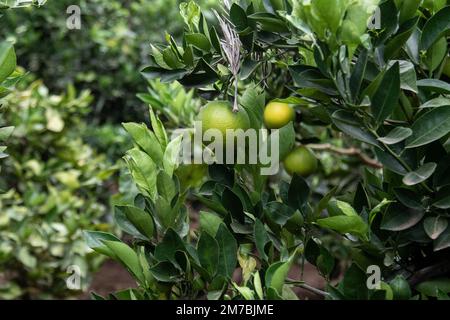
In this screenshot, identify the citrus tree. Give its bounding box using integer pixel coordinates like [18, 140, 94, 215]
[87, 0, 450, 300]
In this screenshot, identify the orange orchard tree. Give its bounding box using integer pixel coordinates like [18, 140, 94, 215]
[87, 0, 450, 300]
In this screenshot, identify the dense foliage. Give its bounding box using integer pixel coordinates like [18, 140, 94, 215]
[1, 0, 217, 123]
[0, 80, 117, 299]
[86, 0, 450, 300]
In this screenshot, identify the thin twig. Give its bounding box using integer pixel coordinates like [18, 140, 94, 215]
[286, 279, 330, 297]
[307, 143, 383, 169]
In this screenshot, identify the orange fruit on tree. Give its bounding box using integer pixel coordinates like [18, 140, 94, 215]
[263, 101, 295, 129]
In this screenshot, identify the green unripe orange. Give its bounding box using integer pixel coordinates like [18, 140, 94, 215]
[263, 101, 295, 129]
[199, 101, 250, 142]
[283, 146, 318, 177]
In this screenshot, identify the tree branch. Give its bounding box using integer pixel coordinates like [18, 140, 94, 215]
[307, 143, 383, 169]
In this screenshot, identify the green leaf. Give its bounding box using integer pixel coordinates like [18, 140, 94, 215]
[233, 283, 255, 300]
[150, 261, 181, 282]
[115, 206, 154, 240]
[416, 278, 450, 297]
[222, 187, 245, 223]
[185, 33, 211, 52]
[341, 264, 369, 300]
[0, 126, 14, 141]
[265, 256, 294, 295]
[394, 188, 423, 210]
[425, 37, 447, 72]
[253, 271, 264, 300]
[215, 224, 238, 278]
[420, 6, 450, 51]
[434, 228, 450, 251]
[433, 186, 450, 209]
[316, 215, 368, 239]
[163, 135, 183, 177]
[0, 42, 16, 83]
[417, 79, 450, 94]
[247, 12, 289, 33]
[254, 219, 270, 262]
[199, 211, 223, 237]
[230, 3, 248, 31]
[406, 106, 450, 148]
[122, 123, 164, 165]
[157, 171, 176, 202]
[371, 62, 400, 124]
[332, 110, 381, 148]
[125, 149, 158, 200]
[402, 162, 437, 185]
[84, 231, 121, 258]
[103, 240, 145, 284]
[149, 107, 168, 149]
[315, 186, 338, 217]
[423, 216, 448, 240]
[381, 205, 424, 231]
[287, 174, 310, 210]
[378, 127, 412, 145]
[265, 201, 295, 225]
[420, 97, 450, 109]
[197, 232, 219, 277]
[154, 228, 186, 264]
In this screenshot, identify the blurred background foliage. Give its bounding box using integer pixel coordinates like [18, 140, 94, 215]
[0, 0, 217, 299]
[1, 0, 216, 123]
[0, 80, 117, 299]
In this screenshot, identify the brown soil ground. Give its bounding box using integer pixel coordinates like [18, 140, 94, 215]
[82, 259, 325, 300]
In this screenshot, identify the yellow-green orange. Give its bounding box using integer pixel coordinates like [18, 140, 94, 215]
[263, 101, 294, 129]
[283, 146, 318, 177]
[199, 101, 250, 142]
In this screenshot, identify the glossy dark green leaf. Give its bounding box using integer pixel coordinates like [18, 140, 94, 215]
[197, 232, 219, 276]
[420, 6, 450, 51]
[265, 201, 295, 225]
[381, 205, 424, 231]
[230, 3, 248, 31]
[154, 229, 186, 264]
[378, 127, 412, 145]
[394, 188, 423, 209]
[287, 174, 310, 210]
[332, 110, 381, 148]
[425, 37, 447, 72]
[254, 219, 270, 261]
[215, 224, 238, 278]
[417, 79, 450, 94]
[433, 186, 450, 209]
[222, 187, 245, 223]
[402, 162, 437, 185]
[424, 216, 448, 240]
[406, 106, 450, 148]
[420, 97, 450, 109]
[371, 62, 400, 124]
[434, 228, 450, 252]
[247, 12, 289, 33]
[185, 33, 211, 52]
